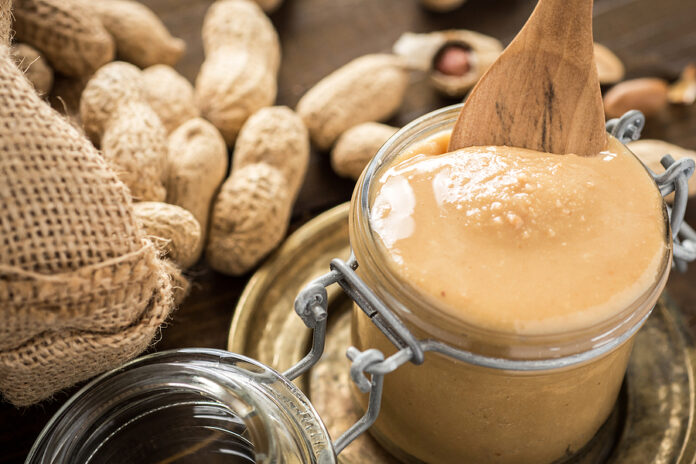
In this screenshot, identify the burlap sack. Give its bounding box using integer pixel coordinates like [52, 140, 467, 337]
[0, 44, 176, 406]
[0, 0, 11, 46]
[0, 270, 173, 406]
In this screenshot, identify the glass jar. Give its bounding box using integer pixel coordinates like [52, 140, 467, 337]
[26, 348, 336, 464]
[349, 105, 673, 463]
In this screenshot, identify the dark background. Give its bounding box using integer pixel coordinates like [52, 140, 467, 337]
[2, 0, 695, 461]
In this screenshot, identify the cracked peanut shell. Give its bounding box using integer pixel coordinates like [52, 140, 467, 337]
[393, 30, 502, 98]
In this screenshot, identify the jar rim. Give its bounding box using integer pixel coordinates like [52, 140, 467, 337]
[27, 348, 335, 464]
[350, 104, 673, 361]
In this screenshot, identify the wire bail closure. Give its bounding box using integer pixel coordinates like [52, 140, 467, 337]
[286, 110, 696, 456]
[606, 110, 696, 271]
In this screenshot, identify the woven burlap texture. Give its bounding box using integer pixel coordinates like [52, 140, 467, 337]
[0, 1, 11, 46]
[0, 268, 173, 406]
[0, 44, 175, 406]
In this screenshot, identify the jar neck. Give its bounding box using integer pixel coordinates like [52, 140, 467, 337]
[27, 349, 335, 464]
[349, 104, 672, 363]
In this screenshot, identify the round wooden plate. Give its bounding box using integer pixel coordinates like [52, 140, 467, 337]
[228, 202, 696, 463]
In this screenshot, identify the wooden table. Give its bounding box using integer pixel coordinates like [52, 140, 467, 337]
[2, 0, 695, 461]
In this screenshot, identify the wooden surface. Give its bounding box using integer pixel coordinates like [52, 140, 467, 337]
[2, 0, 695, 462]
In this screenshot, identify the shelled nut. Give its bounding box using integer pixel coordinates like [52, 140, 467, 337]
[393, 30, 503, 98]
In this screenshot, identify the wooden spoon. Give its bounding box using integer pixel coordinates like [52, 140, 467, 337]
[448, 0, 606, 157]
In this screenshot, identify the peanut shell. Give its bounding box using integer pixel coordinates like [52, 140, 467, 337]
[297, 54, 409, 151]
[331, 122, 398, 180]
[133, 202, 202, 269]
[80, 61, 144, 144]
[11, 43, 54, 95]
[13, 0, 115, 77]
[167, 117, 228, 261]
[202, 0, 280, 72]
[101, 101, 168, 202]
[89, 0, 185, 68]
[233, 106, 310, 198]
[143, 65, 199, 133]
[604, 78, 668, 118]
[393, 30, 502, 98]
[667, 63, 696, 105]
[207, 163, 292, 276]
[593, 43, 625, 85]
[196, 49, 277, 145]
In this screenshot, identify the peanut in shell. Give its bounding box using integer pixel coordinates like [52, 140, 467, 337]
[13, 0, 115, 78]
[143, 65, 199, 133]
[101, 101, 168, 202]
[89, 0, 185, 68]
[133, 202, 202, 269]
[593, 43, 625, 85]
[207, 163, 292, 276]
[196, 49, 277, 145]
[81, 62, 169, 202]
[166, 117, 228, 261]
[80, 61, 145, 144]
[331, 122, 398, 180]
[196, 0, 280, 145]
[297, 54, 409, 151]
[201, 0, 280, 72]
[668, 63, 696, 105]
[233, 106, 310, 199]
[603, 78, 669, 118]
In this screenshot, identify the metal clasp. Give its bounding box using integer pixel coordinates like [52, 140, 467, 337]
[283, 253, 420, 454]
[607, 110, 696, 271]
[286, 110, 696, 456]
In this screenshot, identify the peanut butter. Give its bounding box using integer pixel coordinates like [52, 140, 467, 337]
[371, 133, 665, 334]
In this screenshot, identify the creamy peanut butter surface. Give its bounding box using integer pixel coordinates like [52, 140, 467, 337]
[370, 133, 666, 334]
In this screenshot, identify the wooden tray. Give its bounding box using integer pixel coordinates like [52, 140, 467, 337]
[228, 202, 696, 463]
